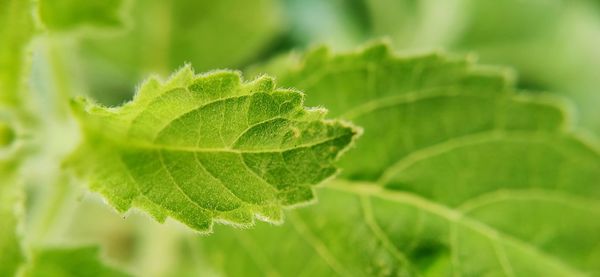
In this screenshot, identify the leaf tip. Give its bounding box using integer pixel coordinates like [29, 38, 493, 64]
[360, 39, 393, 59]
[248, 74, 276, 93]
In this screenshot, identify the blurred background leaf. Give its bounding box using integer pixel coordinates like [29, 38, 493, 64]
[68, 0, 283, 105]
[283, 0, 600, 133]
[12, 0, 600, 274]
[39, 0, 124, 31]
[45, 0, 600, 135]
[25, 246, 131, 277]
[0, 0, 34, 106]
[0, 157, 25, 277]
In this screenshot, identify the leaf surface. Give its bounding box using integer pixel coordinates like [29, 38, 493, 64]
[201, 43, 600, 276]
[67, 66, 359, 232]
[0, 0, 33, 273]
[364, 0, 600, 133]
[0, 0, 34, 106]
[0, 157, 25, 277]
[255, 43, 566, 181]
[0, 91, 27, 275]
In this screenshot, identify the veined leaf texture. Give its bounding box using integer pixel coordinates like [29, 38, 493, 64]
[2, 0, 600, 273]
[67, 66, 359, 232]
[200, 43, 600, 276]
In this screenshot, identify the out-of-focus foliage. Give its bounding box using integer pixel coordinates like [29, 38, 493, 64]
[39, 0, 124, 31]
[0, 156, 25, 277]
[25, 246, 131, 277]
[283, 0, 600, 133]
[0, 0, 34, 106]
[201, 43, 600, 277]
[38, 0, 600, 133]
[0, 0, 33, 274]
[1, 0, 600, 276]
[73, 0, 284, 105]
[0, 121, 16, 147]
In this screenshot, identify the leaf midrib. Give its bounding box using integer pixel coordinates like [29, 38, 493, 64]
[339, 86, 498, 120]
[377, 129, 593, 184]
[325, 180, 586, 277]
[105, 132, 349, 154]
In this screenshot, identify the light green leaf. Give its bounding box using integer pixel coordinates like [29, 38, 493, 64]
[200, 43, 600, 275]
[284, 0, 600, 133]
[363, 0, 600, 133]
[254, 42, 566, 181]
[0, 158, 25, 277]
[0, 115, 25, 276]
[0, 0, 35, 106]
[38, 0, 124, 31]
[0, 2, 31, 270]
[66, 66, 359, 233]
[441, 0, 600, 134]
[204, 173, 600, 276]
[25, 246, 130, 277]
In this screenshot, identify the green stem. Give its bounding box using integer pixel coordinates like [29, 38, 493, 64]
[46, 37, 75, 119]
[25, 35, 81, 245]
[27, 175, 75, 246]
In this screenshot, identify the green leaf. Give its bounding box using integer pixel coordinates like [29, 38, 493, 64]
[254, 42, 567, 181]
[363, 0, 600, 133]
[440, 0, 600, 134]
[38, 0, 124, 31]
[0, 0, 35, 106]
[66, 66, 359, 233]
[0, 158, 25, 277]
[203, 173, 600, 276]
[25, 246, 130, 277]
[200, 43, 600, 275]
[286, 0, 600, 133]
[0, 113, 26, 276]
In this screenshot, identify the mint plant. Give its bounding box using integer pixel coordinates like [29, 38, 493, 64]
[202, 44, 600, 276]
[1, 1, 599, 276]
[67, 67, 358, 231]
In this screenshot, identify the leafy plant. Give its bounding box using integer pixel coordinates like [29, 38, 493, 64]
[1, 1, 599, 276]
[67, 67, 358, 232]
